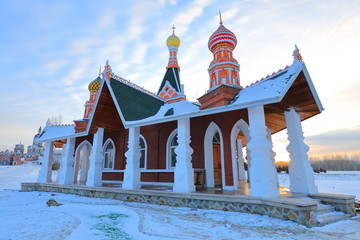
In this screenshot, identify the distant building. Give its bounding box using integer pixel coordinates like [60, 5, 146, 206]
[0, 128, 44, 165]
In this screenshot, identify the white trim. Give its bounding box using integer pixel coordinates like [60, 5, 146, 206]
[126, 95, 280, 128]
[171, 68, 181, 93]
[204, 122, 226, 189]
[139, 135, 147, 169]
[166, 129, 178, 169]
[140, 169, 174, 172]
[102, 180, 174, 186]
[300, 63, 324, 112]
[101, 169, 174, 173]
[102, 170, 124, 173]
[102, 180, 121, 184]
[103, 138, 115, 170]
[142, 182, 174, 186]
[101, 169, 175, 173]
[230, 119, 251, 188]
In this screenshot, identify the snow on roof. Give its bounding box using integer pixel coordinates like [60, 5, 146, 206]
[232, 61, 302, 106]
[36, 125, 76, 143]
[128, 100, 199, 124]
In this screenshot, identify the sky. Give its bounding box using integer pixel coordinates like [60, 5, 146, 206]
[0, 0, 359, 161]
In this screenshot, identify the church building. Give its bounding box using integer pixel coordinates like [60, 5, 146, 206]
[36, 18, 323, 199]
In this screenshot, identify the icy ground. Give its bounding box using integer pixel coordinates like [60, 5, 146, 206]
[1, 165, 360, 240]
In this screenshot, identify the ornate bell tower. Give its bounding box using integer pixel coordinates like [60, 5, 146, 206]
[198, 13, 242, 109]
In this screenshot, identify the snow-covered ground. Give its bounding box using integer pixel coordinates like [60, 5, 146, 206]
[1, 165, 360, 240]
[278, 171, 360, 201]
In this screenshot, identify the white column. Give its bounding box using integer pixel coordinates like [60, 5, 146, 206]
[37, 141, 54, 183]
[285, 108, 318, 194]
[247, 105, 279, 198]
[58, 138, 75, 185]
[267, 128, 279, 187]
[122, 127, 141, 189]
[173, 118, 195, 192]
[86, 128, 104, 186]
[236, 139, 247, 181]
[79, 146, 89, 183]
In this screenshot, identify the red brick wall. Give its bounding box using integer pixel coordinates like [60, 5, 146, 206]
[76, 109, 248, 187]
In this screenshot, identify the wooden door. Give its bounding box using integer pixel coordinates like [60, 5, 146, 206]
[213, 144, 222, 186]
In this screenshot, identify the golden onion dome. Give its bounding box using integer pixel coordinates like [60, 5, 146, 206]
[88, 76, 101, 92]
[166, 31, 180, 48]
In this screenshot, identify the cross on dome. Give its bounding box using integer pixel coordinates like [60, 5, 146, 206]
[166, 24, 180, 48]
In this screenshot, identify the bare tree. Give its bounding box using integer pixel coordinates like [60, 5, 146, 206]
[49, 114, 63, 126]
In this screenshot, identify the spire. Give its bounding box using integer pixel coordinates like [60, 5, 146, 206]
[166, 25, 180, 68]
[158, 26, 185, 103]
[219, 11, 223, 25]
[102, 60, 113, 81]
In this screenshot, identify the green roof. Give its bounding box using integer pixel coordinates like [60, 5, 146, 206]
[110, 79, 165, 121]
[157, 67, 182, 94]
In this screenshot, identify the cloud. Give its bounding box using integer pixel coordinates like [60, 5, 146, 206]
[171, 0, 213, 35]
[44, 59, 67, 72]
[306, 126, 360, 153]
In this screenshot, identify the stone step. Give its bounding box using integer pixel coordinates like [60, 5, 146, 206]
[317, 212, 353, 227]
[316, 205, 335, 215]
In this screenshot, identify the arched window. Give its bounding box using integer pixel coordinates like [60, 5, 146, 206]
[213, 132, 220, 144]
[103, 140, 115, 169]
[139, 135, 147, 169]
[167, 130, 178, 168]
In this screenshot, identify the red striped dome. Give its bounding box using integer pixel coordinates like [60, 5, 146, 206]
[208, 24, 237, 52]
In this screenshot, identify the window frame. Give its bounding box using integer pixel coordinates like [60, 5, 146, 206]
[139, 135, 147, 169]
[103, 139, 115, 170]
[166, 129, 178, 169]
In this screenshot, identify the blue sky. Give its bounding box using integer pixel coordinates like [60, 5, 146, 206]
[0, 0, 359, 160]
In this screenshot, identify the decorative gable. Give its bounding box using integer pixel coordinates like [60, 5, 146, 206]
[158, 81, 185, 103]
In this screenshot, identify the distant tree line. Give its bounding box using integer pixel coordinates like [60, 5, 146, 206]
[310, 153, 360, 171]
[274, 152, 360, 172]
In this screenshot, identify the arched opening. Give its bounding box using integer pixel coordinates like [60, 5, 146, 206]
[103, 139, 115, 170]
[74, 140, 92, 184]
[230, 119, 251, 191]
[204, 122, 225, 189]
[139, 135, 147, 169]
[166, 129, 178, 169]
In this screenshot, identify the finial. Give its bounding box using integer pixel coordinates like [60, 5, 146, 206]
[106, 59, 109, 65]
[219, 11, 223, 25]
[292, 44, 303, 62]
[99, 65, 102, 75]
[172, 24, 176, 34]
[46, 118, 51, 126]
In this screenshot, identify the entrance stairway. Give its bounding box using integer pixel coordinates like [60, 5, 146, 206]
[311, 198, 353, 226]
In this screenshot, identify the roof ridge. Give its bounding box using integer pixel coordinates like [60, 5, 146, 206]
[48, 124, 75, 127]
[244, 65, 291, 89]
[111, 74, 165, 102]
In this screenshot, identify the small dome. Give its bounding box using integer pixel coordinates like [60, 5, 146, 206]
[88, 76, 101, 91]
[166, 33, 180, 48]
[208, 24, 237, 52]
